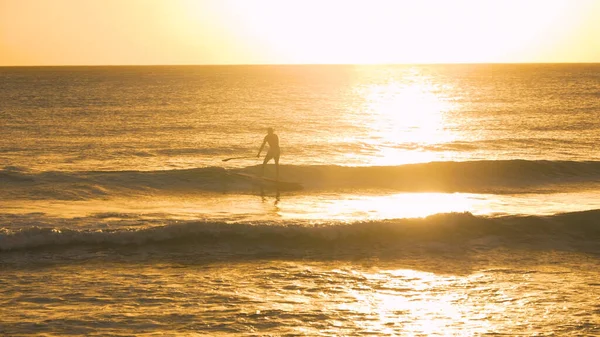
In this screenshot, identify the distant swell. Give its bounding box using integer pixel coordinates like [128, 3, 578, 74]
[1, 210, 599, 255]
[2, 160, 600, 200]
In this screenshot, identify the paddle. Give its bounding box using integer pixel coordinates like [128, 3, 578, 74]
[222, 156, 256, 162]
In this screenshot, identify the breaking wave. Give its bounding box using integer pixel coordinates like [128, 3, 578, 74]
[1, 210, 599, 255]
[2, 160, 600, 200]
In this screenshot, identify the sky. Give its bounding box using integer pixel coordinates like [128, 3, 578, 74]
[1, 0, 600, 66]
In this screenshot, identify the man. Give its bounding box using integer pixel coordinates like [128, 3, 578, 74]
[257, 127, 280, 180]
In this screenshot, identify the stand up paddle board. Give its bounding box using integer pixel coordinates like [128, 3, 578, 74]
[232, 172, 303, 191]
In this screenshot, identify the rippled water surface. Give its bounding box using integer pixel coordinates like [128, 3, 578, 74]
[2, 254, 599, 336]
[1, 64, 599, 335]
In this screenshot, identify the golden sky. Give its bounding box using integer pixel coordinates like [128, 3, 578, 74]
[1, 0, 599, 66]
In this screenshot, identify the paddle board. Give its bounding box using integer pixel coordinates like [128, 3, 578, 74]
[232, 172, 303, 191]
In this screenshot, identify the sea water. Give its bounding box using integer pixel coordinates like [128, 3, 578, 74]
[1, 64, 599, 336]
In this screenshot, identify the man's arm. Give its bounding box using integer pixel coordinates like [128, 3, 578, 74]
[257, 137, 267, 157]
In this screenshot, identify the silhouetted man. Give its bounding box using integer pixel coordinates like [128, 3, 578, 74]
[257, 127, 280, 180]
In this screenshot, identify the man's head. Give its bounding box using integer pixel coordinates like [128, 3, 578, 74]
[267, 127, 274, 134]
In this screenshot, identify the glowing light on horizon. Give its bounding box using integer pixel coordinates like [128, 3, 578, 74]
[174, 0, 596, 64]
[1, 0, 599, 65]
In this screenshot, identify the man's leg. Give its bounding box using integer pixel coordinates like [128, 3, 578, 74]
[274, 153, 280, 181]
[262, 152, 273, 176]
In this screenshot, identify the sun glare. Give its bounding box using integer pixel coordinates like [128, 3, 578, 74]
[171, 0, 583, 64]
[283, 193, 485, 221]
[363, 82, 451, 143]
[353, 68, 457, 165]
[1, 0, 598, 65]
[337, 269, 500, 334]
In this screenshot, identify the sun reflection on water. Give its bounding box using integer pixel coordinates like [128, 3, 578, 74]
[336, 268, 500, 336]
[292, 192, 487, 221]
[356, 70, 459, 166]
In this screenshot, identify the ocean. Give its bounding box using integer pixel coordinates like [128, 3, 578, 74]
[1, 64, 599, 336]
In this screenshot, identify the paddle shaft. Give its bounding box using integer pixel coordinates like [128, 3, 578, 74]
[222, 156, 256, 162]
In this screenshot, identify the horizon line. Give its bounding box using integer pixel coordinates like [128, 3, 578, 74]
[1, 61, 600, 68]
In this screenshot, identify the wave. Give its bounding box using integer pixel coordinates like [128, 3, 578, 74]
[2, 160, 600, 200]
[1, 210, 599, 255]
[283, 160, 600, 192]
